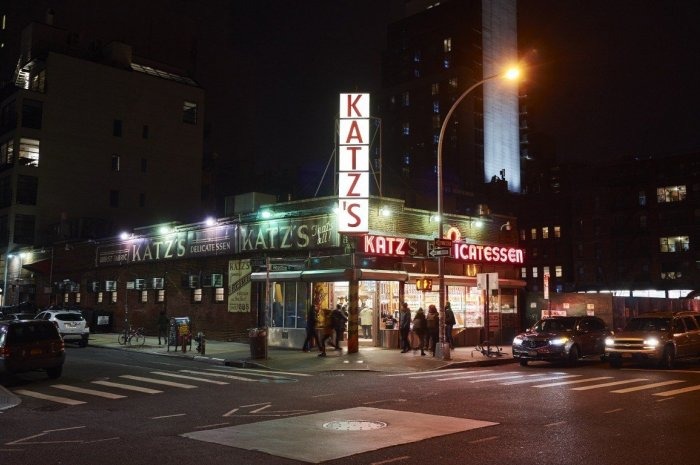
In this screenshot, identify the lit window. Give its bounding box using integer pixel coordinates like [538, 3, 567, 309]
[97, 292, 103, 303]
[183, 101, 198, 124]
[402, 92, 410, 106]
[543, 266, 550, 277]
[403, 154, 410, 165]
[193, 288, 202, 303]
[657, 185, 686, 203]
[532, 267, 539, 278]
[520, 230, 526, 241]
[542, 227, 549, 239]
[555, 266, 563, 277]
[639, 190, 647, 206]
[215, 287, 224, 302]
[431, 83, 440, 95]
[18, 138, 39, 166]
[449, 78, 458, 88]
[413, 51, 421, 62]
[156, 289, 165, 303]
[0, 140, 14, 164]
[140, 290, 148, 303]
[530, 228, 537, 240]
[433, 101, 440, 114]
[521, 267, 527, 278]
[402, 123, 410, 136]
[111, 292, 117, 303]
[75, 293, 81, 304]
[443, 58, 451, 69]
[660, 236, 690, 253]
[554, 226, 561, 238]
[443, 37, 452, 53]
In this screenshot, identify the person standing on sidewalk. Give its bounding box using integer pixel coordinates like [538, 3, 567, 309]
[157, 310, 169, 345]
[444, 301, 456, 349]
[316, 307, 334, 357]
[330, 304, 347, 351]
[399, 302, 412, 353]
[426, 305, 440, 355]
[302, 304, 318, 352]
[412, 307, 427, 356]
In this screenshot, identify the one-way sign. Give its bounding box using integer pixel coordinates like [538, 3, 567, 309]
[434, 238, 452, 248]
[429, 248, 451, 257]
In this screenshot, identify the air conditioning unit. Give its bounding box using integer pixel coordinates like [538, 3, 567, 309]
[151, 277, 164, 289]
[188, 274, 200, 288]
[211, 273, 223, 288]
[105, 280, 116, 292]
[134, 278, 145, 290]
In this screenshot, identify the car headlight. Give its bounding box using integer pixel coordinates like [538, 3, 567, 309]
[549, 337, 570, 346]
[513, 336, 523, 346]
[644, 337, 659, 348]
[605, 337, 615, 346]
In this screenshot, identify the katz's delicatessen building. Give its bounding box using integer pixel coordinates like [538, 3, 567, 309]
[29, 195, 526, 350]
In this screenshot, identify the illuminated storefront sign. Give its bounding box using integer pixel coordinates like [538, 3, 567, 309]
[338, 93, 370, 234]
[362, 234, 524, 264]
[452, 242, 524, 264]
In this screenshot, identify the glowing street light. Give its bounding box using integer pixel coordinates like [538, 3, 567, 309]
[436, 66, 521, 360]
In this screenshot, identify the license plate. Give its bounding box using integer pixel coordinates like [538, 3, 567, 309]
[528, 350, 538, 357]
[30, 348, 43, 355]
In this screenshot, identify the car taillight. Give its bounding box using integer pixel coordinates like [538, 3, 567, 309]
[0, 345, 9, 358]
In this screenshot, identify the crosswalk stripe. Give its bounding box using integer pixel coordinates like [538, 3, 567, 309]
[470, 374, 526, 383]
[51, 384, 126, 399]
[150, 371, 229, 385]
[611, 380, 686, 394]
[179, 370, 257, 382]
[571, 379, 648, 391]
[14, 389, 86, 405]
[383, 368, 468, 377]
[92, 380, 162, 394]
[501, 374, 582, 385]
[119, 375, 197, 389]
[212, 367, 312, 377]
[653, 384, 700, 397]
[437, 371, 513, 382]
[533, 376, 613, 388]
[204, 368, 295, 380]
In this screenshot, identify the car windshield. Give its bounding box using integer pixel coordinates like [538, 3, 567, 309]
[55, 313, 84, 322]
[532, 318, 577, 332]
[624, 317, 671, 332]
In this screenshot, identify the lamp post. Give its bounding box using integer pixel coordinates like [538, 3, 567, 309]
[436, 67, 520, 360]
[2, 253, 12, 307]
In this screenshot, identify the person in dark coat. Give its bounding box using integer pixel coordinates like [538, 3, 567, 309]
[330, 304, 347, 350]
[399, 302, 412, 353]
[444, 301, 456, 349]
[302, 304, 318, 352]
[426, 304, 440, 355]
[412, 307, 427, 356]
[157, 309, 169, 345]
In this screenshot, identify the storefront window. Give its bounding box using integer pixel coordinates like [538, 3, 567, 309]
[269, 281, 309, 329]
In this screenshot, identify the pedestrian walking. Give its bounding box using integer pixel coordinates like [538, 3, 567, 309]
[302, 303, 318, 352]
[444, 301, 456, 349]
[360, 305, 373, 338]
[316, 307, 334, 357]
[399, 302, 412, 353]
[412, 307, 427, 356]
[330, 304, 347, 350]
[157, 309, 169, 345]
[426, 304, 440, 355]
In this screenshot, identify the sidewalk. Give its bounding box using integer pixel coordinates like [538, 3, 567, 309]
[88, 333, 515, 373]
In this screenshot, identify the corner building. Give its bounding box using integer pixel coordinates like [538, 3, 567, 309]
[29, 197, 525, 349]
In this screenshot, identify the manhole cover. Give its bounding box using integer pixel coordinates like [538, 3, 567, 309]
[322, 420, 387, 431]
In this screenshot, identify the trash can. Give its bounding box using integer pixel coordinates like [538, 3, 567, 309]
[248, 327, 268, 359]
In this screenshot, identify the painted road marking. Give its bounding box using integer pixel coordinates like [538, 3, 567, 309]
[501, 374, 581, 385]
[533, 376, 613, 388]
[611, 380, 686, 394]
[13, 390, 86, 406]
[179, 370, 257, 382]
[50, 384, 126, 399]
[571, 379, 648, 391]
[150, 371, 229, 385]
[653, 384, 700, 397]
[119, 375, 197, 389]
[92, 380, 161, 394]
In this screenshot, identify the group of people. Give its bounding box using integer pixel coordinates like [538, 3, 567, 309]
[399, 302, 456, 356]
[302, 303, 348, 357]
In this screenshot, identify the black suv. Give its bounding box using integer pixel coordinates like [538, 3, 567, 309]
[512, 316, 612, 366]
[0, 320, 66, 379]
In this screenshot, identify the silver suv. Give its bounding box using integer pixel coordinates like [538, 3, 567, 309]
[605, 311, 700, 369]
[35, 309, 90, 347]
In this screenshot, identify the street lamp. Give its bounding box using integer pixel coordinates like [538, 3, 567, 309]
[436, 66, 520, 360]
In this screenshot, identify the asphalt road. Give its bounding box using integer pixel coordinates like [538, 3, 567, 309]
[2, 347, 700, 464]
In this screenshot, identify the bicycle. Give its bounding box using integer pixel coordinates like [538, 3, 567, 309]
[472, 340, 503, 358]
[117, 326, 146, 347]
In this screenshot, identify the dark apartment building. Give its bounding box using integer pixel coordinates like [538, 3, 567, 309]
[517, 153, 700, 299]
[378, 0, 522, 213]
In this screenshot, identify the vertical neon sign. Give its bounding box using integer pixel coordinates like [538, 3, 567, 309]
[338, 93, 370, 233]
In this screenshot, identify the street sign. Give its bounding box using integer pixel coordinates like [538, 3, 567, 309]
[434, 238, 452, 248]
[429, 248, 451, 257]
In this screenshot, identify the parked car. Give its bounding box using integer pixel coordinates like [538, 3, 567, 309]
[34, 309, 90, 347]
[512, 316, 612, 366]
[0, 319, 65, 378]
[2, 312, 38, 321]
[605, 311, 700, 369]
